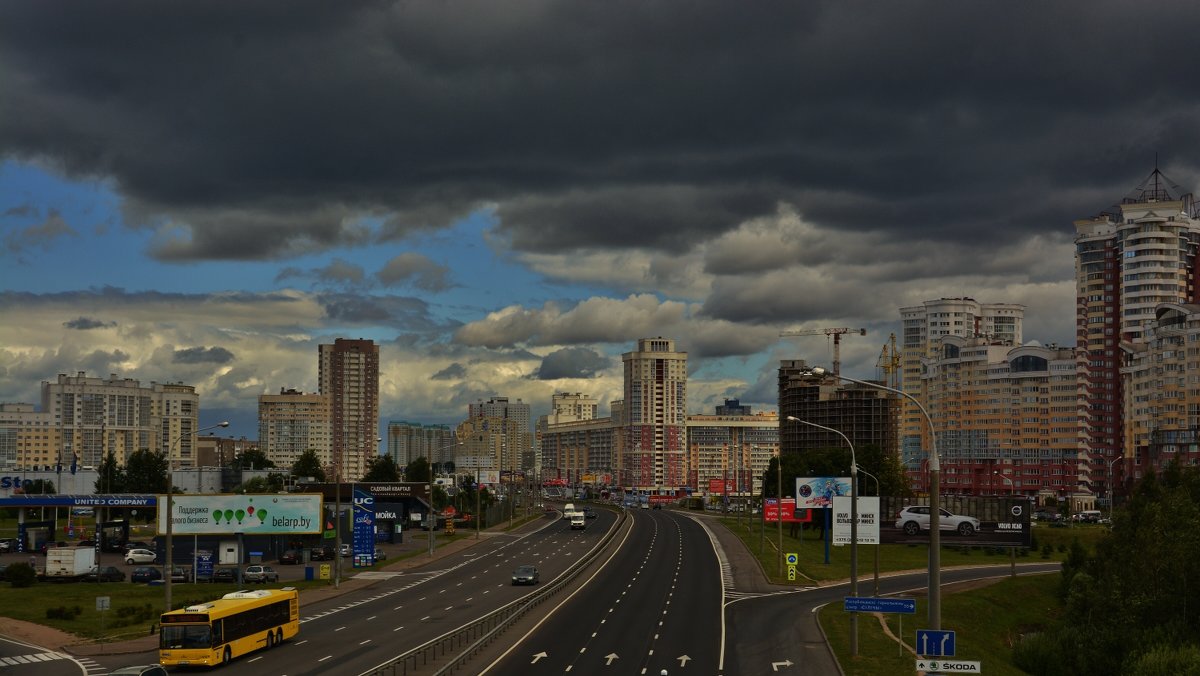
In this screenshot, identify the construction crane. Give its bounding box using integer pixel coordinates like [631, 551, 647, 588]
[876, 332, 901, 389]
[779, 327, 867, 377]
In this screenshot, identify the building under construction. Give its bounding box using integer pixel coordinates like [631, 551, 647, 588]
[777, 359, 899, 462]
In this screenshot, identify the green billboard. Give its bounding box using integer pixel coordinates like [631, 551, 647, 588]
[156, 493, 323, 535]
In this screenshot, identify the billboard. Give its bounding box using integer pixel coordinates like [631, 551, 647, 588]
[832, 496, 880, 545]
[156, 494, 323, 535]
[795, 477, 852, 509]
[879, 497, 1032, 547]
[479, 470, 500, 485]
[763, 498, 813, 523]
[708, 478, 734, 494]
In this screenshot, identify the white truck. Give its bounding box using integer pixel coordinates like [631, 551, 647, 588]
[570, 512, 586, 530]
[562, 502, 577, 520]
[45, 547, 96, 581]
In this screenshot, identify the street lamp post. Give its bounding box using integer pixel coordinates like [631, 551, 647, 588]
[993, 471, 1017, 577]
[1107, 456, 1122, 521]
[787, 416, 859, 656]
[858, 467, 881, 596]
[798, 365, 943, 630]
[164, 421, 228, 613]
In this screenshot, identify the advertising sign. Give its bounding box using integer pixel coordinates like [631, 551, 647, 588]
[196, 549, 214, 580]
[480, 470, 500, 485]
[881, 496, 1032, 547]
[763, 498, 813, 523]
[156, 494, 322, 535]
[708, 478, 734, 494]
[832, 496, 880, 545]
[795, 477, 852, 509]
[352, 486, 375, 566]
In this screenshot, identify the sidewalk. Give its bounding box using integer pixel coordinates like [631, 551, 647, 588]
[64, 529, 503, 657]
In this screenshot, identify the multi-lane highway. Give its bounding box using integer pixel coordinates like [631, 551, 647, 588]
[3, 505, 1060, 675]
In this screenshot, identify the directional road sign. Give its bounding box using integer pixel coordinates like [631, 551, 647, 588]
[785, 552, 798, 565]
[843, 596, 917, 614]
[916, 629, 956, 656]
[915, 658, 980, 673]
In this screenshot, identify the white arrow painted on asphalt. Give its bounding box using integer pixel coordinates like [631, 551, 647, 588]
[678, 655, 691, 666]
[531, 652, 547, 664]
[605, 653, 619, 665]
[771, 660, 794, 671]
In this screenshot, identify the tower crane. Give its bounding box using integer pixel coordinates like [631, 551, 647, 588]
[876, 332, 901, 390]
[779, 327, 867, 377]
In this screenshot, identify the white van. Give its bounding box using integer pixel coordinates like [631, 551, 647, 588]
[563, 503, 576, 520]
[570, 513, 586, 530]
[1077, 509, 1103, 523]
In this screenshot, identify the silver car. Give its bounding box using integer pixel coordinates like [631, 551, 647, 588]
[243, 565, 279, 583]
[895, 505, 979, 536]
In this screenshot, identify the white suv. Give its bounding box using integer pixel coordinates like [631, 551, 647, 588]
[243, 565, 279, 583]
[895, 506, 979, 536]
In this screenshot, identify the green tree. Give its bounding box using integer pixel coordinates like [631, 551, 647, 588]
[94, 451, 126, 494]
[24, 479, 56, 494]
[232, 447, 274, 470]
[291, 449, 326, 483]
[235, 476, 272, 493]
[405, 457, 432, 484]
[361, 455, 400, 482]
[124, 449, 169, 493]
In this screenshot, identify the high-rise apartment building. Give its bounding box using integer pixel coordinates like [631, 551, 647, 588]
[778, 360, 898, 465]
[459, 397, 532, 477]
[319, 339, 380, 482]
[258, 388, 332, 470]
[1075, 169, 1200, 496]
[386, 421, 455, 468]
[622, 337, 687, 491]
[898, 299, 1024, 469]
[36, 372, 201, 469]
[686, 401, 778, 496]
[918, 337, 1085, 500]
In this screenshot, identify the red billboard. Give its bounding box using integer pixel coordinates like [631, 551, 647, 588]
[763, 498, 812, 523]
[708, 479, 734, 494]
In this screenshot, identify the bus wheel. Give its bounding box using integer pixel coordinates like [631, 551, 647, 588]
[266, 632, 274, 648]
[276, 629, 284, 645]
[222, 647, 231, 665]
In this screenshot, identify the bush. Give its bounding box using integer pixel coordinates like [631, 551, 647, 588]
[1041, 544, 1053, 559]
[46, 605, 82, 620]
[6, 562, 37, 588]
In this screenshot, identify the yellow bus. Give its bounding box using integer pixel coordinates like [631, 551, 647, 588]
[159, 588, 300, 667]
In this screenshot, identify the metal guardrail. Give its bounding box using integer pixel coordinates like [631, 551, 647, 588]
[362, 506, 629, 675]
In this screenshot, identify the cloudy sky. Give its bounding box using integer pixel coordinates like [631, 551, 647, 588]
[3, 1, 1199, 442]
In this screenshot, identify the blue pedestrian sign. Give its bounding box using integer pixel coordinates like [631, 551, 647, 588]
[843, 597, 917, 614]
[916, 629, 956, 657]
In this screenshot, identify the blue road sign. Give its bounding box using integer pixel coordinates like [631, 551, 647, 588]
[916, 629, 956, 657]
[843, 597, 917, 614]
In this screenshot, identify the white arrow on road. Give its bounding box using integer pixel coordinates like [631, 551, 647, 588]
[605, 653, 619, 665]
[772, 660, 794, 671]
[678, 655, 691, 666]
[531, 652, 547, 664]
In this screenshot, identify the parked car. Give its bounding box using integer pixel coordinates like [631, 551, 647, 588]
[84, 565, 126, 582]
[0, 538, 16, 553]
[340, 543, 352, 557]
[243, 565, 279, 583]
[210, 567, 238, 583]
[130, 566, 163, 584]
[511, 565, 539, 586]
[279, 549, 302, 565]
[125, 548, 157, 565]
[373, 547, 387, 561]
[894, 506, 980, 536]
[169, 566, 192, 583]
[310, 546, 335, 561]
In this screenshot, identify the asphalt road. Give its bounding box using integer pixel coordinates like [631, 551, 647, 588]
[478, 508, 723, 675]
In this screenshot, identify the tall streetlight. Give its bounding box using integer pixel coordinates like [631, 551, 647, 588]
[1107, 456, 1122, 520]
[993, 471, 1017, 577]
[797, 365, 943, 630]
[786, 416, 859, 656]
[164, 421, 228, 613]
[857, 467, 881, 596]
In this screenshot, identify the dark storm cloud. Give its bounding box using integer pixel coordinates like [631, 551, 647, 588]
[172, 346, 235, 364]
[534, 347, 611, 380]
[1, 0, 1199, 265]
[63, 316, 117, 330]
[431, 363, 467, 381]
[318, 293, 448, 331]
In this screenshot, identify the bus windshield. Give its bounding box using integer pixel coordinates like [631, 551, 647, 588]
[161, 624, 212, 650]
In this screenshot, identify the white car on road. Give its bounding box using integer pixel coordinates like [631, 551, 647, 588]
[125, 548, 157, 564]
[895, 506, 979, 536]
